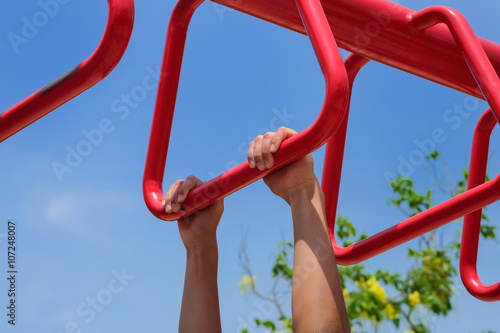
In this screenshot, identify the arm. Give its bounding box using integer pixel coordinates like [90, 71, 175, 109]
[163, 176, 224, 333]
[288, 180, 350, 333]
[248, 127, 350, 333]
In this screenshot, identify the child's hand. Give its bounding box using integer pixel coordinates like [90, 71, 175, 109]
[163, 176, 224, 250]
[247, 127, 318, 204]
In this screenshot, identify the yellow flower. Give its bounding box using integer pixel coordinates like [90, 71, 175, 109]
[342, 288, 350, 301]
[366, 277, 387, 302]
[433, 258, 442, 264]
[365, 277, 376, 287]
[237, 275, 256, 294]
[357, 277, 366, 289]
[384, 303, 398, 320]
[408, 291, 421, 308]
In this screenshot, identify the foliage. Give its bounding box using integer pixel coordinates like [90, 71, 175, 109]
[238, 150, 497, 332]
[238, 240, 293, 333]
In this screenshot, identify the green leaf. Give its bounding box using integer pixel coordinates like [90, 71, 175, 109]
[262, 320, 277, 331]
[480, 225, 498, 241]
[358, 233, 369, 241]
[389, 174, 433, 216]
[426, 150, 440, 160]
[278, 241, 293, 248]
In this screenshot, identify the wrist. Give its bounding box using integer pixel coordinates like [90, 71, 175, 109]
[186, 239, 218, 257]
[186, 244, 218, 276]
[286, 180, 322, 206]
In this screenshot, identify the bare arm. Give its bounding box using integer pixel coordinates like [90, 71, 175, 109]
[163, 176, 223, 333]
[288, 181, 350, 333]
[179, 242, 221, 333]
[248, 127, 350, 333]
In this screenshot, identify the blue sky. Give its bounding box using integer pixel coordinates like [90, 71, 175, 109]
[1, 0, 500, 332]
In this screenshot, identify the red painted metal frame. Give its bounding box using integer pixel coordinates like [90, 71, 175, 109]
[322, 6, 500, 266]
[408, 7, 500, 121]
[143, 0, 350, 220]
[212, 0, 500, 100]
[145, 0, 500, 301]
[460, 109, 500, 302]
[0, 0, 135, 143]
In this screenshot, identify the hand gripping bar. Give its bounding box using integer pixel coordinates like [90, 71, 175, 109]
[0, 0, 135, 142]
[322, 6, 500, 266]
[143, 0, 350, 221]
[460, 109, 500, 302]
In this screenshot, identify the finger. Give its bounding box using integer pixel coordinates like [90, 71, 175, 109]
[177, 175, 203, 203]
[164, 181, 181, 213]
[171, 179, 186, 212]
[261, 131, 276, 169]
[164, 183, 175, 212]
[248, 140, 256, 168]
[270, 127, 297, 153]
[252, 135, 266, 171]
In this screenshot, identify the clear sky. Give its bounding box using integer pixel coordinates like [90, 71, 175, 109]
[1, 0, 500, 332]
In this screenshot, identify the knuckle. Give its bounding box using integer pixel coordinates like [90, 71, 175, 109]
[263, 132, 273, 139]
[262, 153, 272, 162]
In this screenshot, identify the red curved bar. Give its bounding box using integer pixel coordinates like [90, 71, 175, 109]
[460, 109, 500, 302]
[321, 53, 368, 262]
[407, 6, 500, 122]
[322, 6, 500, 265]
[143, 0, 349, 221]
[0, 0, 135, 142]
[213, 0, 500, 99]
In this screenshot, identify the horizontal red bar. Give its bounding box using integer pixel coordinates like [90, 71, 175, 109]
[0, 0, 135, 142]
[212, 0, 500, 98]
[143, 0, 350, 220]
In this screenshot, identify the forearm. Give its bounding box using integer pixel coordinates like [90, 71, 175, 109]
[289, 182, 350, 333]
[179, 244, 221, 333]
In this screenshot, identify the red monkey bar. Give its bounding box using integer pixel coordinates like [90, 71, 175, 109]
[460, 109, 500, 302]
[0, 0, 135, 142]
[145, 0, 500, 221]
[212, 0, 500, 99]
[143, 0, 350, 220]
[323, 6, 500, 264]
[144, 0, 500, 301]
[321, 7, 500, 301]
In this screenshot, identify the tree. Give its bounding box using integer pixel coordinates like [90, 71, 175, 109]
[237, 150, 497, 333]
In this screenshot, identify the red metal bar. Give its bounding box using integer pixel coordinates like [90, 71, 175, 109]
[212, 0, 500, 99]
[143, 0, 350, 221]
[146, 0, 500, 302]
[322, 6, 500, 265]
[408, 6, 500, 122]
[0, 0, 135, 142]
[321, 53, 369, 263]
[460, 109, 500, 302]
